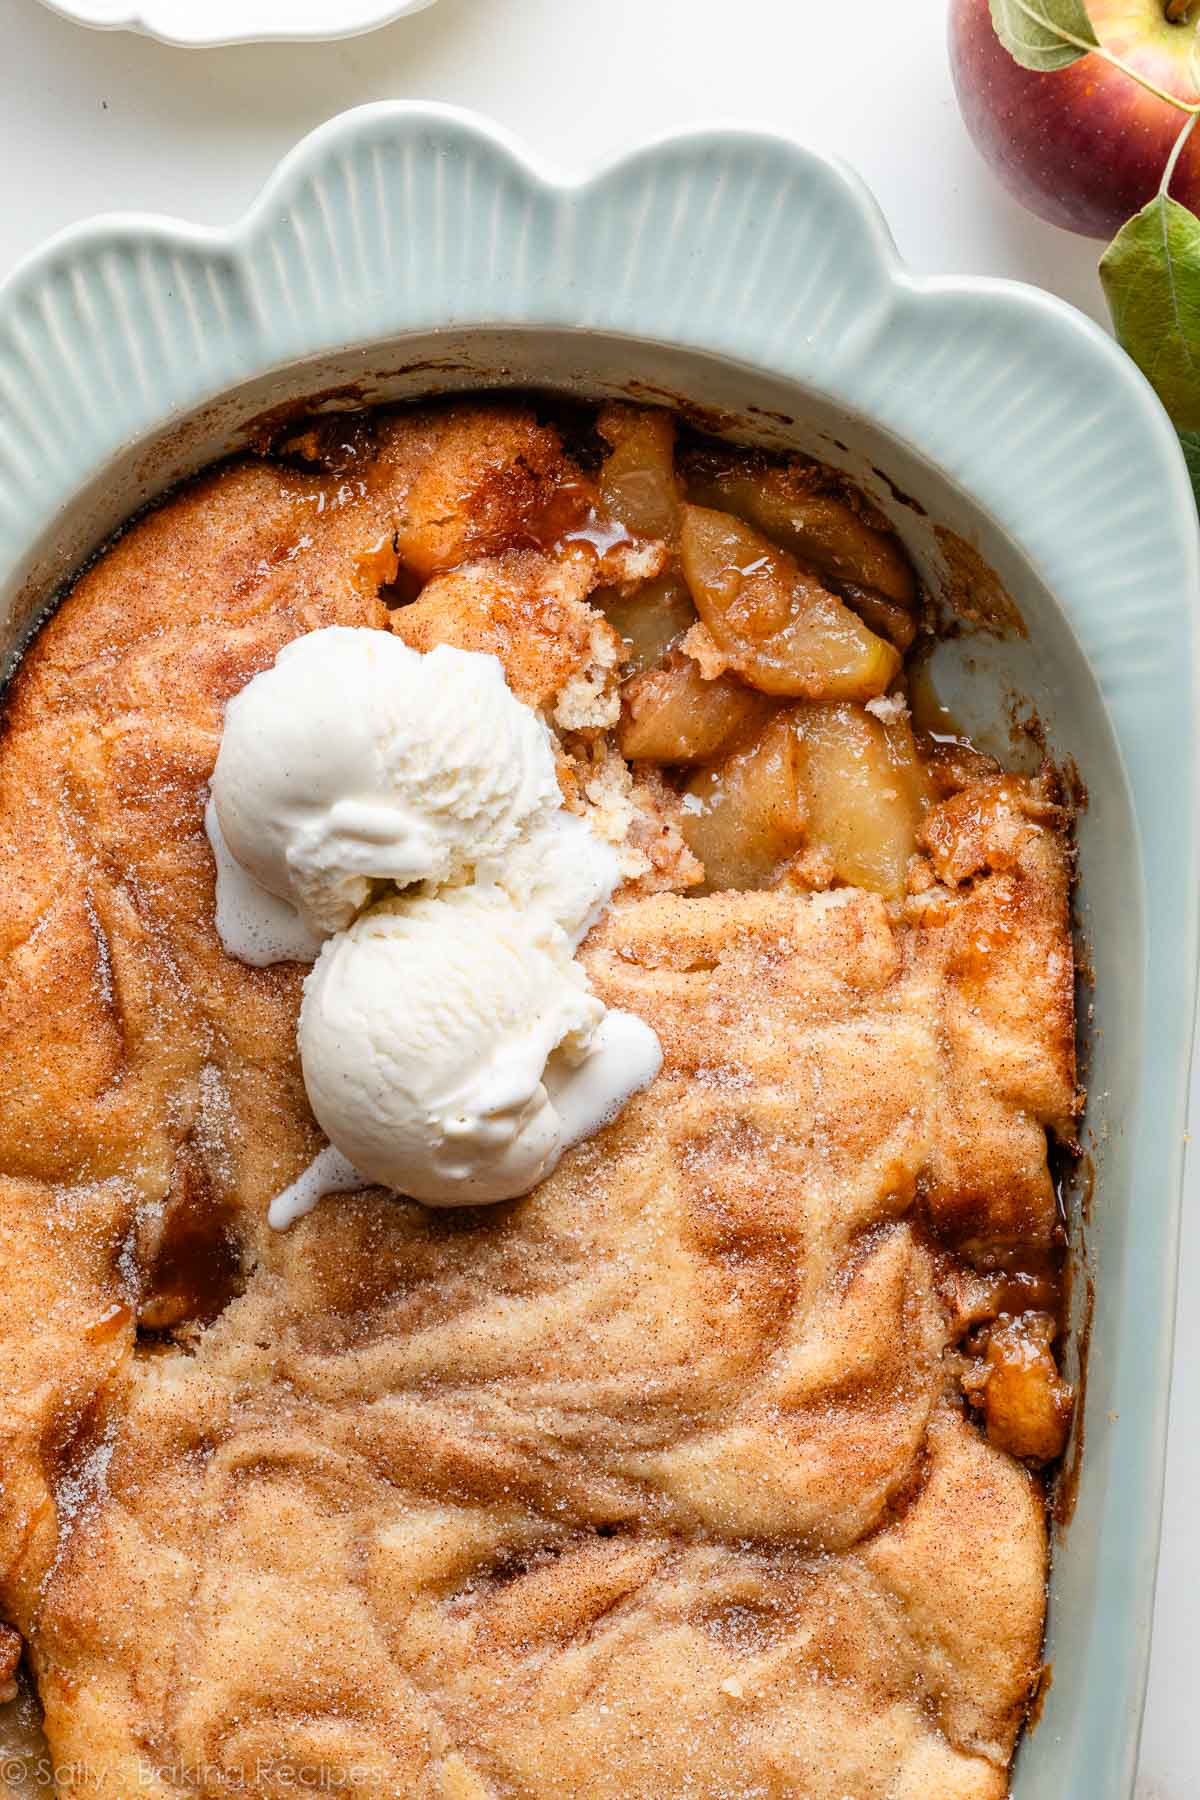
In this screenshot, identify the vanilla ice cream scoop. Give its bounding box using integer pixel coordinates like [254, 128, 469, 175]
[207, 624, 662, 1221]
[210, 626, 561, 939]
[481, 810, 621, 949]
[294, 887, 661, 1210]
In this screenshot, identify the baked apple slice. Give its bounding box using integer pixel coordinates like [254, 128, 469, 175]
[792, 700, 931, 899]
[596, 574, 697, 675]
[680, 506, 901, 700]
[680, 712, 808, 891]
[597, 405, 682, 542]
[619, 653, 774, 764]
[972, 1313, 1073, 1465]
[686, 461, 916, 607]
[832, 582, 918, 653]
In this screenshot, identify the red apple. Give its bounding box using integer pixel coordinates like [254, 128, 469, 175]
[949, 0, 1200, 237]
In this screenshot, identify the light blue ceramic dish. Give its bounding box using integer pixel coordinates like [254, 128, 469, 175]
[0, 103, 1194, 1798]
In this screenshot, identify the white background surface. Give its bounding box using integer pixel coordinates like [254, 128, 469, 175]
[0, 0, 1193, 1791]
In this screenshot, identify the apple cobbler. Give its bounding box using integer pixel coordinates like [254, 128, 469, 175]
[0, 398, 1077, 1798]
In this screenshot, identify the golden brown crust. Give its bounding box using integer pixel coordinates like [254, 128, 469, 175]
[912, 778, 1078, 1252]
[394, 547, 620, 717]
[0, 405, 1075, 1798]
[374, 403, 573, 579]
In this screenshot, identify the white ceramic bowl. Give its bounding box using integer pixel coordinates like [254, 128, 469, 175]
[34, 0, 435, 49]
[0, 104, 1196, 1798]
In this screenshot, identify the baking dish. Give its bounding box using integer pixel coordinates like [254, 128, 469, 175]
[0, 102, 1194, 1798]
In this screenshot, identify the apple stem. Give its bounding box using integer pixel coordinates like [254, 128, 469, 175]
[1160, 111, 1199, 195]
[1165, 0, 1199, 21]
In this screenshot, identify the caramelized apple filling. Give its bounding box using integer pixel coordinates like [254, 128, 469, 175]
[589, 405, 1076, 1472]
[680, 710, 809, 892]
[680, 505, 901, 699]
[619, 654, 773, 765]
[684, 451, 918, 612]
[593, 409, 941, 910]
[962, 1313, 1074, 1465]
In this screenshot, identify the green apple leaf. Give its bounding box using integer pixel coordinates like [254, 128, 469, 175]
[1100, 196, 1200, 433]
[988, 0, 1098, 71]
